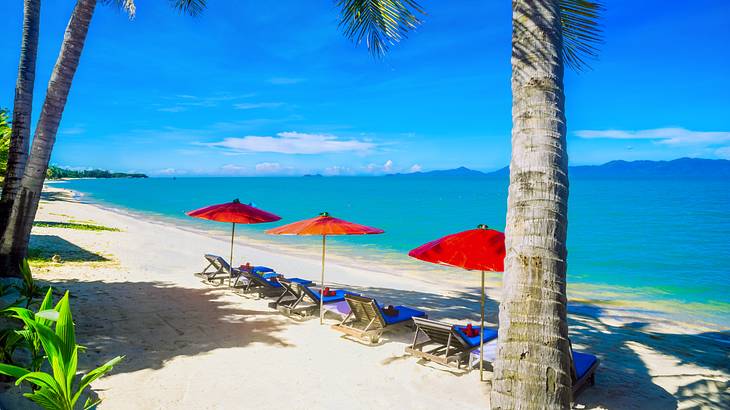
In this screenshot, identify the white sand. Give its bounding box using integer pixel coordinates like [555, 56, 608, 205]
[1, 186, 728, 409]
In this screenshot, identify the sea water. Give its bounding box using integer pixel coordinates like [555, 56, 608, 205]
[53, 176, 730, 328]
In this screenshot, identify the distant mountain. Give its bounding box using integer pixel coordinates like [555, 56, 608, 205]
[389, 158, 730, 179]
[387, 166, 488, 177]
[566, 158, 730, 178]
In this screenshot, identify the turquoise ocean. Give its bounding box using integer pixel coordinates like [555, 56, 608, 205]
[53, 176, 730, 329]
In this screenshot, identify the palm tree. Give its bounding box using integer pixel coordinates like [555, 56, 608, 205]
[0, 0, 208, 275]
[0, 0, 41, 232]
[336, 0, 601, 408]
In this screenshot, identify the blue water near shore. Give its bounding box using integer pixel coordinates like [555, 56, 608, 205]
[54, 176, 730, 328]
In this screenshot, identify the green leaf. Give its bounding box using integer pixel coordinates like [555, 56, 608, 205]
[25, 390, 64, 410]
[16, 371, 58, 391]
[0, 362, 31, 379]
[37, 288, 56, 327]
[54, 291, 76, 364]
[83, 396, 103, 410]
[336, 0, 425, 57]
[37, 309, 60, 322]
[73, 355, 124, 405]
[560, 0, 604, 71]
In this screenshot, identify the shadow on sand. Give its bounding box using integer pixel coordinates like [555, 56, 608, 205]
[34, 279, 292, 380]
[8, 273, 727, 409]
[29, 234, 109, 262]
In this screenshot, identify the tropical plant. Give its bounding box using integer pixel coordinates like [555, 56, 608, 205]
[14, 258, 50, 308]
[0, 291, 124, 409]
[0, 0, 208, 276]
[0, 0, 41, 227]
[0, 108, 11, 176]
[336, 0, 602, 408]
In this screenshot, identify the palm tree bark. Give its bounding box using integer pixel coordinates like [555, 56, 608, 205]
[0, 0, 97, 276]
[0, 0, 42, 233]
[490, 0, 572, 409]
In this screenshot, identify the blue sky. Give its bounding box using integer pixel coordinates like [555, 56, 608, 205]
[1, 0, 729, 176]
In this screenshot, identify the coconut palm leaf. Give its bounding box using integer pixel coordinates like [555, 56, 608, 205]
[101, 0, 206, 17]
[560, 0, 604, 70]
[336, 0, 604, 69]
[336, 0, 425, 57]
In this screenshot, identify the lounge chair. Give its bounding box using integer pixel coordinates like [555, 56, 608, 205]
[234, 269, 312, 299]
[332, 294, 427, 343]
[269, 279, 358, 320]
[405, 317, 498, 368]
[196, 254, 275, 286]
[570, 349, 600, 397]
[467, 341, 599, 397]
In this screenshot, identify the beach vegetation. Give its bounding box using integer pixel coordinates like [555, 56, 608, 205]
[336, 0, 603, 407]
[46, 166, 147, 179]
[0, 0, 207, 277]
[15, 258, 52, 308]
[0, 109, 11, 177]
[0, 290, 124, 409]
[33, 221, 121, 232]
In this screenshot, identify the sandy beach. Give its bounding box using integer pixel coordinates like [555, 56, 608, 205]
[0, 186, 728, 409]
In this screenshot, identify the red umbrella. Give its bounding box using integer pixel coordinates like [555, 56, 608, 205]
[408, 224, 505, 380]
[267, 212, 384, 324]
[187, 199, 281, 283]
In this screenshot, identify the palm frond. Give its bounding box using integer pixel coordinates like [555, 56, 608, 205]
[101, 0, 136, 18]
[170, 0, 207, 17]
[560, 0, 604, 71]
[336, 0, 425, 57]
[101, 0, 206, 17]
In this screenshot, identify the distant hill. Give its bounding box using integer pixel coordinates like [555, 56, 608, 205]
[47, 166, 148, 179]
[389, 158, 730, 179]
[387, 166, 488, 177]
[567, 158, 730, 178]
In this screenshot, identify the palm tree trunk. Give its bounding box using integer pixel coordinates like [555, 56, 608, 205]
[0, 0, 42, 233]
[0, 0, 97, 276]
[490, 1, 572, 409]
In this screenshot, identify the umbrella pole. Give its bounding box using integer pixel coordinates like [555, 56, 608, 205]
[480, 270, 485, 382]
[319, 235, 326, 325]
[229, 222, 236, 287]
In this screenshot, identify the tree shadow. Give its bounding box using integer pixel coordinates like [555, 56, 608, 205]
[29, 234, 109, 262]
[568, 304, 729, 409]
[31, 279, 292, 379]
[39, 191, 77, 202]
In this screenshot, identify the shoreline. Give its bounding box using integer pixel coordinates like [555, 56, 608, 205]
[52, 183, 730, 333]
[0, 184, 724, 409]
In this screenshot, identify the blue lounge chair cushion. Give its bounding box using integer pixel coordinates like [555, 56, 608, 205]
[288, 278, 312, 285]
[379, 305, 426, 325]
[572, 351, 598, 379]
[253, 266, 275, 274]
[454, 325, 498, 347]
[266, 277, 311, 288]
[309, 289, 355, 303]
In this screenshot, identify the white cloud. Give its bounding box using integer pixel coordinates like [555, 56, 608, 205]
[715, 146, 730, 159]
[575, 128, 730, 146]
[254, 162, 282, 173]
[323, 166, 351, 176]
[409, 164, 422, 172]
[204, 131, 376, 154]
[60, 126, 86, 136]
[383, 159, 394, 172]
[233, 102, 284, 110]
[268, 77, 304, 85]
[155, 168, 188, 176]
[157, 106, 187, 113]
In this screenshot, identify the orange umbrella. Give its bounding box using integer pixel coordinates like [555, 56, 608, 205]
[187, 199, 281, 283]
[409, 224, 505, 381]
[267, 212, 384, 324]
